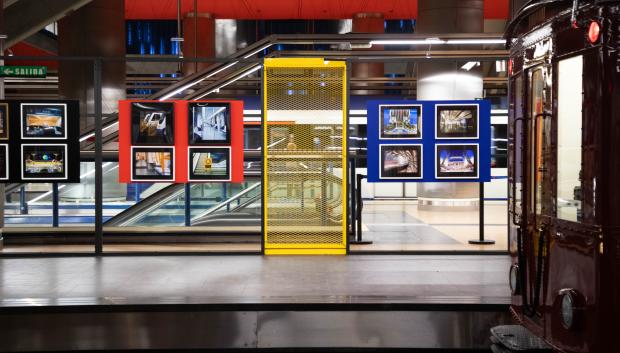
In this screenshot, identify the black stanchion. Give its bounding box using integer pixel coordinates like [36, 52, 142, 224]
[350, 173, 372, 245]
[52, 183, 59, 227]
[469, 182, 495, 245]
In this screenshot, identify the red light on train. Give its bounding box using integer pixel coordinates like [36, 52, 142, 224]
[588, 21, 600, 43]
[508, 59, 513, 76]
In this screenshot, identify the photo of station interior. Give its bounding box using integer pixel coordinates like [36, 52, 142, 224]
[0, 0, 618, 352]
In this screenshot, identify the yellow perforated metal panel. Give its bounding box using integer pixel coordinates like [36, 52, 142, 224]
[263, 58, 347, 255]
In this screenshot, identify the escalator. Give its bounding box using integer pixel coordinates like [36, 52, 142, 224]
[104, 178, 261, 232]
[103, 168, 344, 236]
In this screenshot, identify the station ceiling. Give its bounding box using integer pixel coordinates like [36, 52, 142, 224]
[125, 0, 509, 20]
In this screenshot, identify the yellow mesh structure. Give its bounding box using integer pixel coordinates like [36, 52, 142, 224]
[263, 58, 347, 255]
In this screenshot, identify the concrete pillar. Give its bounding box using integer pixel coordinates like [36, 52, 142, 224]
[58, 0, 126, 132]
[58, 0, 126, 201]
[183, 13, 215, 76]
[416, 0, 484, 209]
[352, 13, 384, 94]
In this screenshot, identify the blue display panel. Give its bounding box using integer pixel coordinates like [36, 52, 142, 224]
[367, 100, 491, 182]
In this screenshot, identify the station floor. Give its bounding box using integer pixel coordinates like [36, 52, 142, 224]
[0, 255, 510, 305]
[1, 201, 508, 254]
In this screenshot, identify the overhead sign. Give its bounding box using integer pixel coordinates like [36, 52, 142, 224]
[0, 66, 47, 78]
[366, 99, 491, 183]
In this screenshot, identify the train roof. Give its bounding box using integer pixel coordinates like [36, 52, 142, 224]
[505, 0, 619, 45]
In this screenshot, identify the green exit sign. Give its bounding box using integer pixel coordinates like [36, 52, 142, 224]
[0, 66, 47, 78]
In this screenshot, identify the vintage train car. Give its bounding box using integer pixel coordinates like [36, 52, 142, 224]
[493, 0, 620, 352]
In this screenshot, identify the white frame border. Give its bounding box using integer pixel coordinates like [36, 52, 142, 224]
[0, 103, 9, 140]
[434, 143, 479, 179]
[0, 144, 8, 180]
[378, 143, 424, 180]
[20, 103, 68, 140]
[187, 146, 232, 182]
[130, 146, 175, 182]
[434, 103, 479, 140]
[378, 104, 423, 140]
[21, 143, 68, 180]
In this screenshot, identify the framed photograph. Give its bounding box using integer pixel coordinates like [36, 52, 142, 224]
[435, 104, 479, 139]
[131, 147, 174, 181]
[188, 147, 231, 181]
[21, 103, 67, 139]
[0, 144, 8, 180]
[131, 102, 174, 145]
[379, 144, 423, 179]
[188, 102, 231, 144]
[21, 144, 67, 180]
[379, 104, 422, 139]
[0, 103, 9, 140]
[435, 144, 479, 179]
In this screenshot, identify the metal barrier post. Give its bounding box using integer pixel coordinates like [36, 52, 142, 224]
[350, 174, 372, 245]
[349, 157, 356, 239]
[184, 183, 191, 226]
[468, 182, 495, 245]
[94, 58, 103, 254]
[52, 183, 59, 227]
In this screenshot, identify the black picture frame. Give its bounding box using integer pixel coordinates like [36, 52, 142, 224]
[0, 103, 9, 140]
[188, 147, 231, 181]
[131, 147, 175, 181]
[379, 104, 422, 139]
[21, 144, 67, 180]
[435, 144, 479, 179]
[379, 144, 423, 179]
[21, 103, 67, 139]
[188, 102, 231, 145]
[0, 144, 8, 180]
[131, 102, 174, 145]
[435, 104, 479, 139]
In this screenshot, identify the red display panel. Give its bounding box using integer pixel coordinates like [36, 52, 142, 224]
[118, 99, 244, 183]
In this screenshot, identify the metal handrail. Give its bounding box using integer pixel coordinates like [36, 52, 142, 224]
[193, 182, 261, 218]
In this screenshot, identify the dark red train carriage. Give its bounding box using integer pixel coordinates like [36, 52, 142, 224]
[492, 0, 620, 352]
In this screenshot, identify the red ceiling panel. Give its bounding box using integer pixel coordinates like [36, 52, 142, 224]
[125, 0, 419, 20]
[6, 42, 59, 69]
[125, 0, 507, 20]
[484, 0, 509, 19]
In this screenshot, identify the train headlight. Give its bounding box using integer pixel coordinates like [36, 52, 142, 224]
[588, 21, 600, 43]
[509, 264, 519, 294]
[559, 289, 579, 330]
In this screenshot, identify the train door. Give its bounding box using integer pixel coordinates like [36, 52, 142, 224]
[524, 62, 553, 324]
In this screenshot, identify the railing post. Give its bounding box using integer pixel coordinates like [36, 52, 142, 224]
[52, 183, 59, 227]
[94, 58, 103, 254]
[184, 183, 191, 226]
[20, 186, 28, 215]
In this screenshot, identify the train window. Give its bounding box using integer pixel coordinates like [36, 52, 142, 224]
[556, 55, 583, 222]
[529, 66, 553, 217]
[491, 124, 507, 168]
[512, 75, 524, 218]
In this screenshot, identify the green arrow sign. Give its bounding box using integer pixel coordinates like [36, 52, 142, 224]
[0, 66, 47, 78]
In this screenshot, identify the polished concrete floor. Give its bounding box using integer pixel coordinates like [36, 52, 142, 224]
[0, 255, 510, 305]
[0, 200, 508, 253]
[352, 201, 507, 252]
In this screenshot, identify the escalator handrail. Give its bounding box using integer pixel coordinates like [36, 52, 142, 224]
[103, 183, 184, 226]
[192, 182, 261, 219]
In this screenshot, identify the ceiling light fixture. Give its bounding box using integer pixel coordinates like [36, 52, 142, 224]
[369, 38, 505, 46]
